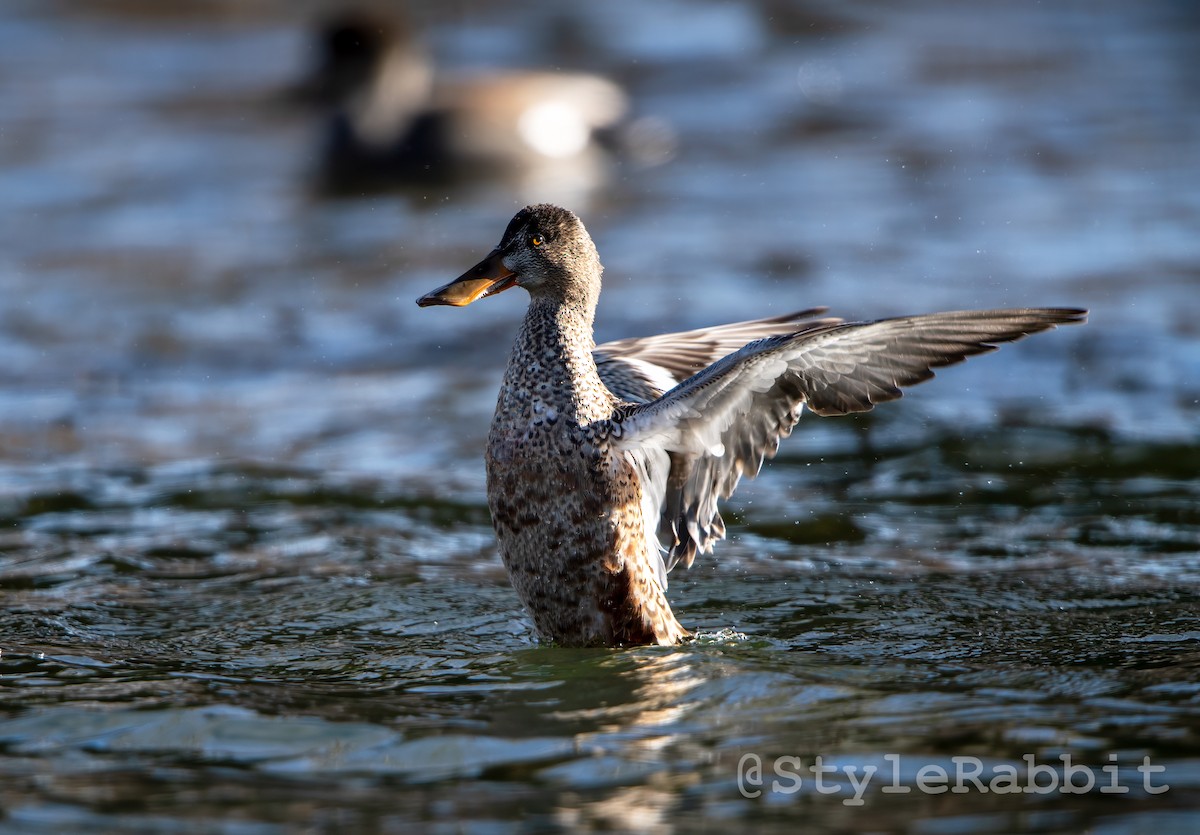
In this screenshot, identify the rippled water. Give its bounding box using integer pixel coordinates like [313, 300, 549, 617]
[1, 0, 1198, 831]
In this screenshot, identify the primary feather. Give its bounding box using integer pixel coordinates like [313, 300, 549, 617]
[609, 308, 1087, 573]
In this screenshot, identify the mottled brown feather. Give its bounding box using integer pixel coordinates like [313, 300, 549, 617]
[421, 204, 1086, 647]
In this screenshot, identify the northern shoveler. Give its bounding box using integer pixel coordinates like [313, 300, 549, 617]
[417, 204, 1086, 647]
[302, 10, 659, 193]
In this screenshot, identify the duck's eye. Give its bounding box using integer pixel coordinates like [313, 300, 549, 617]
[530, 234, 543, 247]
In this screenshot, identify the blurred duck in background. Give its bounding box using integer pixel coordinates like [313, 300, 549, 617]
[301, 8, 674, 196]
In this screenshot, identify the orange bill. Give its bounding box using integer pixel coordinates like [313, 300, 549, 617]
[417, 248, 518, 307]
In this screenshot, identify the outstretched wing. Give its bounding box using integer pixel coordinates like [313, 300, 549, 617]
[612, 308, 1088, 576]
[594, 308, 839, 403]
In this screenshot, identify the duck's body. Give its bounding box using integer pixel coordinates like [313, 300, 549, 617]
[305, 11, 631, 193]
[484, 296, 686, 646]
[418, 205, 1087, 647]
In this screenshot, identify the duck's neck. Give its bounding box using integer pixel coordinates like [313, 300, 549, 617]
[498, 297, 612, 426]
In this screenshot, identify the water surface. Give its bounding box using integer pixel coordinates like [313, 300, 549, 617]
[1, 0, 1198, 831]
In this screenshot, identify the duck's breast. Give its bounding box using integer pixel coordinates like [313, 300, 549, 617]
[485, 423, 665, 645]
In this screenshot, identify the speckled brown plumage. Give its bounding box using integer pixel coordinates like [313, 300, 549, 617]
[417, 204, 1087, 648]
[483, 296, 685, 646]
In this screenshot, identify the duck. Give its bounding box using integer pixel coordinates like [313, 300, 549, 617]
[304, 10, 655, 194]
[416, 204, 1087, 647]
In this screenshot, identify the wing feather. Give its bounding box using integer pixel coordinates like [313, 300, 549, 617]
[613, 307, 1088, 575]
[594, 308, 838, 402]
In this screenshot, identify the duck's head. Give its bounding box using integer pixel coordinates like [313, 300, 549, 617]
[416, 204, 601, 309]
[308, 10, 423, 104]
